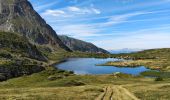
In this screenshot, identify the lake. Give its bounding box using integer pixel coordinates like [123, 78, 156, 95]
[55, 58, 150, 75]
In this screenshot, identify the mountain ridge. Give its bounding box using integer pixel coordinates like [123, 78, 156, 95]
[59, 35, 109, 54]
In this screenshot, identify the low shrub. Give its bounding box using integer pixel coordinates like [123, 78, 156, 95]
[63, 80, 85, 86]
[0, 73, 6, 81]
[155, 77, 163, 81]
[47, 75, 63, 81]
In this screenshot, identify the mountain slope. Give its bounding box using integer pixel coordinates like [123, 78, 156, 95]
[0, 32, 45, 81]
[0, 32, 46, 61]
[59, 35, 109, 54]
[0, 0, 71, 51]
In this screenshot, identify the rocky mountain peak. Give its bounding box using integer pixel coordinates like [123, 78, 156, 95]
[0, 0, 71, 51]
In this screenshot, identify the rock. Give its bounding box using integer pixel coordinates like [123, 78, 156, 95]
[113, 72, 121, 75]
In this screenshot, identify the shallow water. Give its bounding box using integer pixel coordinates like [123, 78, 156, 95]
[55, 58, 150, 75]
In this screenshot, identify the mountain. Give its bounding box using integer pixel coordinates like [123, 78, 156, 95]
[109, 48, 143, 54]
[0, 0, 71, 51]
[59, 35, 109, 54]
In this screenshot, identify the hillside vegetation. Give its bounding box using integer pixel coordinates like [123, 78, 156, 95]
[0, 32, 46, 81]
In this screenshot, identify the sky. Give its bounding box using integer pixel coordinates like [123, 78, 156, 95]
[28, 0, 170, 50]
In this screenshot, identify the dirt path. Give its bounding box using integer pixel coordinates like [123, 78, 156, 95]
[95, 85, 139, 100]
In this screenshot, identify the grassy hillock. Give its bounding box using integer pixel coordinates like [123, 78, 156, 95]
[110, 48, 170, 71]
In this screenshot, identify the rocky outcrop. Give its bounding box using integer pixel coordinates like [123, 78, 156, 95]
[59, 35, 109, 54]
[0, 64, 45, 81]
[0, 32, 46, 81]
[0, 0, 71, 51]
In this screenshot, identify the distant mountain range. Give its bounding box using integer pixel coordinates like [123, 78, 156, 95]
[109, 48, 143, 54]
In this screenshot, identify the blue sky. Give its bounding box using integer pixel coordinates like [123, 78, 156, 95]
[28, 0, 170, 50]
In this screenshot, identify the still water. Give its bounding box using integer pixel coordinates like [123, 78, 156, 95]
[56, 58, 150, 75]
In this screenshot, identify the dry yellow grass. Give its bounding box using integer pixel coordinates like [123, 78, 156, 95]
[0, 85, 103, 100]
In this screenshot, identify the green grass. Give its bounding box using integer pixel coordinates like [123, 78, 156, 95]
[140, 71, 170, 78]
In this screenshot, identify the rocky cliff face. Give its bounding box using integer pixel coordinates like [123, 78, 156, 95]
[59, 35, 109, 54]
[0, 0, 71, 51]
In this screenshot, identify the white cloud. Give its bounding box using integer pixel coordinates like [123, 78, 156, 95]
[67, 6, 81, 12]
[41, 6, 101, 18]
[91, 8, 101, 14]
[42, 10, 65, 17]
